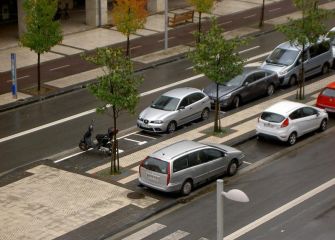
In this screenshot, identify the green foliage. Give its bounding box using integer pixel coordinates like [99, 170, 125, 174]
[188, 18, 246, 85]
[20, 0, 62, 54]
[83, 48, 143, 116]
[187, 0, 214, 13]
[188, 18, 246, 132]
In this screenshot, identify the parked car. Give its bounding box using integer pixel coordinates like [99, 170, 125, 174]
[256, 100, 328, 145]
[260, 40, 333, 86]
[138, 140, 244, 195]
[316, 82, 335, 112]
[137, 88, 211, 133]
[203, 68, 279, 109]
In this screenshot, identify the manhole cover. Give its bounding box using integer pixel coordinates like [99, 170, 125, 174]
[127, 192, 145, 199]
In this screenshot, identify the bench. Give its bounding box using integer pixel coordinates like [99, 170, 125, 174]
[168, 10, 194, 27]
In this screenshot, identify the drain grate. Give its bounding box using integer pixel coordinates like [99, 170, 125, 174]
[127, 192, 145, 199]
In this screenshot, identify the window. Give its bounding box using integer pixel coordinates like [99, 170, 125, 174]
[178, 97, 190, 109]
[253, 72, 266, 81]
[261, 112, 285, 123]
[173, 155, 188, 172]
[309, 42, 331, 58]
[203, 148, 224, 162]
[189, 93, 205, 104]
[244, 75, 254, 85]
[322, 88, 335, 97]
[289, 109, 303, 120]
[151, 95, 180, 111]
[302, 107, 317, 117]
[142, 157, 169, 174]
[266, 48, 299, 66]
[188, 151, 202, 167]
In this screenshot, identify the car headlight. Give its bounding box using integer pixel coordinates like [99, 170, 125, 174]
[220, 93, 232, 100]
[151, 120, 164, 124]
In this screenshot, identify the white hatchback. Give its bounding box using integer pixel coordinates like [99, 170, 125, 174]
[256, 101, 328, 145]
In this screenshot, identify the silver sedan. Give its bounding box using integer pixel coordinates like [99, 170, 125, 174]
[137, 87, 211, 133]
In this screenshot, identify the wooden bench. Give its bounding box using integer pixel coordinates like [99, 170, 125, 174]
[168, 10, 194, 27]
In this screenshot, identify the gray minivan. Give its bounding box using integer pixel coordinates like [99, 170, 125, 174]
[261, 40, 333, 86]
[138, 140, 244, 195]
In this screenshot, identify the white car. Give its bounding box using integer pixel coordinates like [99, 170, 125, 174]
[256, 100, 328, 145]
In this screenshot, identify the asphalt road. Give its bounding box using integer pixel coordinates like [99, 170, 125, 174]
[112, 126, 335, 240]
[0, 27, 334, 175]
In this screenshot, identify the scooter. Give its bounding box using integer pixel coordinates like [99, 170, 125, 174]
[79, 122, 115, 155]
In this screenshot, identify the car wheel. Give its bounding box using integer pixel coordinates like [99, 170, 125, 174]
[321, 63, 330, 75]
[287, 132, 297, 146]
[266, 84, 275, 96]
[227, 159, 239, 176]
[79, 142, 88, 151]
[288, 75, 297, 87]
[319, 119, 327, 132]
[201, 108, 210, 121]
[181, 179, 193, 196]
[232, 96, 241, 108]
[166, 121, 177, 133]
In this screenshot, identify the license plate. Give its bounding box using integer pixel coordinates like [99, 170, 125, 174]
[147, 173, 159, 182]
[264, 122, 274, 128]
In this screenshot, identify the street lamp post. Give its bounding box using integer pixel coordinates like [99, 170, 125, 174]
[217, 179, 249, 240]
[164, 0, 168, 49]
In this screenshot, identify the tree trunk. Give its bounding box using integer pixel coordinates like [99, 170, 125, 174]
[259, 0, 265, 27]
[37, 53, 41, 93]
[111, 105, 119, 174]
[197, 12, 202, 43]
[214, 83, 220, 132]
[126, 34, 130, 57]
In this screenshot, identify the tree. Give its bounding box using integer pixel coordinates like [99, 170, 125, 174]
[20, 0, 62, 93]
[83, 48, 143, 174]
[188, 0, 215, 43]
[188, 18, 246, 133]
[276, 0, 331, 100]
[112, 0, 148, 57]
[259, 0, 265, 27]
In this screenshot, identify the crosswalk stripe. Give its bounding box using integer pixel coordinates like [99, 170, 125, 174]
[122, 223, 166, 240]
[160, 230, 190, 240]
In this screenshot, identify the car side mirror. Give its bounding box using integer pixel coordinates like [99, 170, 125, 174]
[178, 106, 185, 110]
[316, 111, 320, 117]
[244, 82, 249, 86]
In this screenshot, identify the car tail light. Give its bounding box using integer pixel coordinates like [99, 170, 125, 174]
[166, 162, 170, 186]
[281, 118, 289, 128]
[139, 157, 147, 177]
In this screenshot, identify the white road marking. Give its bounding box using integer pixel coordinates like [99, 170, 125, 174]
[239, 46, 260, 54]
[123, 138, 147, 145]
[122, 223, 166, 240]
[268, 7, 281, 12]
[130, 45, 142, 50]
[246, 51, 272, 63]
[133, 133, 158, 139]
[50, 64, 70, 71]
[158, 37, 175, 43]
[160, 230, 190, 240]
[118, 173, 138, 184]
[243, 161, 252, 165]
[219, 21, 232, 26]
[54, 150, 90, 163]
[224, 178, 335, 240]
[0, 74, 205, 144]
[243, 14, 256, 19]
[6, 75, 30, 83]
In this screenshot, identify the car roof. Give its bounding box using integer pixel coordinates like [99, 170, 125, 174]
[264, 100, 307, 116]
[150, 140, 206, 162]
[326, 82, 335, 89]
[162, 87, 202, 99]
[277, 39, 330, 51]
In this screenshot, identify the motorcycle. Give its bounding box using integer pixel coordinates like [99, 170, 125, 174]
[79, 122, 116, 155]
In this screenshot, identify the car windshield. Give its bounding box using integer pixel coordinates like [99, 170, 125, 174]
[142, 157, 168, 174]
[224, 74, 245, 87]
[151, 95, 180, 111]
[322, 88, 335, 97]
[266, 48, 299, 66]
[261, 112, 285, 123]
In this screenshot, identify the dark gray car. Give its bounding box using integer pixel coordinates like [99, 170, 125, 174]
[203, 68, 279, 109]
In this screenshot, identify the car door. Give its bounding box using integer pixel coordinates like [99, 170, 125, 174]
[187, 150, 209, 184]
[176, 96, 192, 125]
[301, 107, 320, 132]
[201, 148, 227, 178]
[188, 92, 208, 120]
[240, 74, 255, 101]
[289, 108, 306, 136]
[252, 71, 268, 98]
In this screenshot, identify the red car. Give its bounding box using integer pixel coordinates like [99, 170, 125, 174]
[316, 82, 335, 112]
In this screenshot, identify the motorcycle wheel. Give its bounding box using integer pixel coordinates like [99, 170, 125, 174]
[79, 142, 88, 151]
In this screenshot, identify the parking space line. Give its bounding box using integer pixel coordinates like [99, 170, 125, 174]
[54, 149, 91, 163]
[268, 7, 281, 12]
[133, 133, 158, 140]
[50, 64, 70, 71]
[239, 46, 260, 54]
[158, 37, 175, 43]
[243, 161, 252, 165]
[243, 14, 256, 19]
[124, 138, 147, 145]
[219, 20, 232, 26]
[118, 173, 138, 184]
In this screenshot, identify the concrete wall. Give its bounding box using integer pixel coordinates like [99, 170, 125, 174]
[147, 0, 165, 13]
